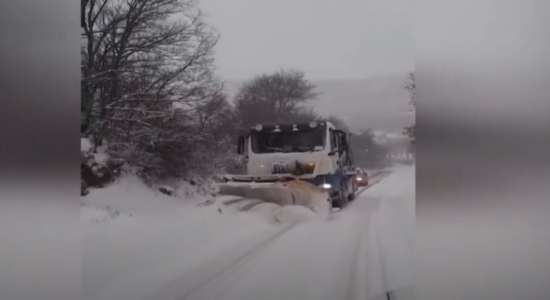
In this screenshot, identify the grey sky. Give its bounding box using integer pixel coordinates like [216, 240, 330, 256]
[199, 0, 415, 80]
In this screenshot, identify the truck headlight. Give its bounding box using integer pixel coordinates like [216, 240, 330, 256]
[321, 183, 331, 189]
[296, 162, 315, 174]
[304, 162, 315, 173]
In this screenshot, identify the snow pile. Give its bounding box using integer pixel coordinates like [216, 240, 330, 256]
[81, 206, 132, 224]
[81, 137, 124, 196]
[81, 174, 207, 222]
[81, 138, 93, 152]
[80, 146, 225, 225]
[171, 177, 217, 198]
[216, 180, 332, 220]
[81, 138, 116, 167]
[211, 195, 328, 224]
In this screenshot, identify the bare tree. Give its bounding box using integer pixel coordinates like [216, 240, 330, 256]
[403, 71, 416, 143]
[82, 0, 220, 131]
[350, 129, 389, 168]
[232, 69, 318, 129]
[404, 71, 415, 107]
[81, 0, 228, 181]
[284, 106, 318, 123]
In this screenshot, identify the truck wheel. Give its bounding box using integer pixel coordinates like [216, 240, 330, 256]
[336, 184, 350, 208]
[332, 188, 346, 208]
[348, 181, 356, 201]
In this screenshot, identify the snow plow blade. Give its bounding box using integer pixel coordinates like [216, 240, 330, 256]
[216, 178, 331, 215]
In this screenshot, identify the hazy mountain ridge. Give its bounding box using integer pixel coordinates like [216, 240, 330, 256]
[223, 74, 414, 134]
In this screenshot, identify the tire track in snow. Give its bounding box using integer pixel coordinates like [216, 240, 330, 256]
[166, 170, 395, 300]
[142, 224, 296, 300]
[343, 224, 364, 300]
[337, 170, 394, 300]
[149, 170, 396, 300]
[179, 224, 296, 300]
[345, 169, 409, 300]
[345, 196, 390, 300]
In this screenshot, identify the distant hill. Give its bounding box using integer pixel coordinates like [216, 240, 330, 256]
[223, 74, 414, 135]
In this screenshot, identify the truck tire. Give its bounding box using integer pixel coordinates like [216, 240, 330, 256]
[348, 180, 356, 201]
[333, 185, 348, 208]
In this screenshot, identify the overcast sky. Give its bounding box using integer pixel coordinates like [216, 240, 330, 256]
[199, 0, 415, 80]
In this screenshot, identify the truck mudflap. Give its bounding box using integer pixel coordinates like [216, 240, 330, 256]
[216, 179, 331, 215]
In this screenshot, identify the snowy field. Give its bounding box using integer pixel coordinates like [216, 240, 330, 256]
[82, 166, 415, 300]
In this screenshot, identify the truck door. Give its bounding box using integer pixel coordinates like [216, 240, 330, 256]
[329, 129, 341, 171]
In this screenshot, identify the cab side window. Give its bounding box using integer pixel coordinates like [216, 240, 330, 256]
[335, 131, 344, 154]
[330, 129, 338, 151]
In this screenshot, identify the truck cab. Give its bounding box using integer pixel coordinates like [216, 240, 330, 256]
[236, 121, 356, 207]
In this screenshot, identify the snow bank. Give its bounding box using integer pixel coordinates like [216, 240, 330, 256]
[80, 137, 110, 165]
[92, 151, 110, 165]
[81, 173, 281, 300]
[211, 194, 329, 225]
[81, 137, 93, 152]
[80, 206, 133, 224]
[81, 174, 207, 221]
[216, 180, 332, 221]
[173, 178, 217, 198]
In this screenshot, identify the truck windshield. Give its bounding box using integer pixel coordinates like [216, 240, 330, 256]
[250, 129, 325, 154]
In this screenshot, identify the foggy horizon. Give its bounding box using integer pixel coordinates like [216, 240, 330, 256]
[199, 0, 415, 81]
[223, 74, 414, 133]
[197, 0, 415, 134]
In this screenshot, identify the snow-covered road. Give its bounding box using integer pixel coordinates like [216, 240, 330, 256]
[82, 166, 414, 300]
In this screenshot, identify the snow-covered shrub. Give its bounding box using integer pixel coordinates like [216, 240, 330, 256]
[81, 138, 124, 195]
[94, 92, 241, 185]
[224, 154, 247, 175]
[104, 119, 225, 183]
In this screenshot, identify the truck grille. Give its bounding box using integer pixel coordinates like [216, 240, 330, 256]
[272, 161, 315, 175]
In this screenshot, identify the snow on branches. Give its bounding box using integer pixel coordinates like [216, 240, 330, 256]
[404, 71, 416, 107]
[403, 71, 416, 142]
[81, 0, 233, 182]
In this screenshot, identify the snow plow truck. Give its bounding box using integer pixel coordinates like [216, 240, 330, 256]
[216, 121, 357, 213]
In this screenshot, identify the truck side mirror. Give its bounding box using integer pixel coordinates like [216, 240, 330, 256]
[237, 136, 245, 154]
